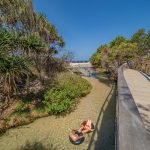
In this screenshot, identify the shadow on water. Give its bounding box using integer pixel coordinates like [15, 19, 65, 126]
[92, 72, 114, 87]
[18, 141, 56, 150]
[98, 76, 113, 87]
[87, 84, 116, 150]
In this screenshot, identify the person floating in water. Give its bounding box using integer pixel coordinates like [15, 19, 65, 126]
[69, 120, 94, 143]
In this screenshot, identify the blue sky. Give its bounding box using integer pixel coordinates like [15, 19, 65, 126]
[34, 0, 150, 60]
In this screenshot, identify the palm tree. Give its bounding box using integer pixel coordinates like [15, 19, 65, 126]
[0, 56, 30, 101]
[0, 0, 65, 90]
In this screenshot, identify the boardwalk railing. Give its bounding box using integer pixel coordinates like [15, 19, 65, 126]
[116, 63, 150, 150]
[132, 63, 150, 76]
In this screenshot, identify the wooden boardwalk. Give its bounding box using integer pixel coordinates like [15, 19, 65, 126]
[124, 69, 150, 134]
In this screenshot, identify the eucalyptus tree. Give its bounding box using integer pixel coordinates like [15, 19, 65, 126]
[143, 31, 150, 58]
[130, 28, 147, 55]
[109, 36, 126, 48]
[90, 45, 108, 67]
[130, 29, 145, 45]
[90, 39, 138, 74]
[109, 42, 138, 66]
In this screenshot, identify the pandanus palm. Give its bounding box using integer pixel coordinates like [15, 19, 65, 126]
[0, 28, 19, 56]
[0, 56, 30, 101]
[0, 0, 65, 84]
[18, 34, 47, 56]
[0, 28, 32, 101]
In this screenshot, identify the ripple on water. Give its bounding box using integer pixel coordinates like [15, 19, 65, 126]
[0, 77, 115, 150]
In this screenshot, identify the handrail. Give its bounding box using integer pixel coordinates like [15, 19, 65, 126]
[116, 63, 150, 150]
[133, 63, 150, 76]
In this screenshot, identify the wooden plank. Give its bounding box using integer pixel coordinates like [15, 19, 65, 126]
[116, 64, 150, 150]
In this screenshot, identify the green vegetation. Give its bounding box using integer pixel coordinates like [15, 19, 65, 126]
[0, 0, 65, 104]
[43, 72, 91, 114]
[0, 73, 91, 133]
[0, 0, 92, 133]
[90, 28, 150, 76]
[15, 72, 91, 116]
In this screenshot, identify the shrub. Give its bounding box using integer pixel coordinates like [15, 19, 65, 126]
[10, 73, 91, 120]
[15, 101, 29, 114]
[43, 72, 91, 114]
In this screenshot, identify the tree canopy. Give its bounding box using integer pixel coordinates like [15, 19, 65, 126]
[90, 28, 150, 74]
[109, 36, 126, 48]
[0, 0, 65, 101]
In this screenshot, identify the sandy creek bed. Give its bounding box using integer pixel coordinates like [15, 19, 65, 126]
[0, 77, 116, 150]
